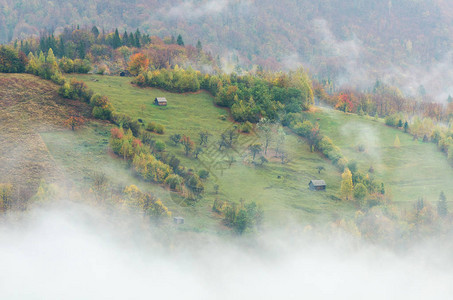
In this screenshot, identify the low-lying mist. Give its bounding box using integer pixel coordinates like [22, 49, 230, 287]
[1, 202, 452, 299]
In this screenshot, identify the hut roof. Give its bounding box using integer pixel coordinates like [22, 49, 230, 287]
[155, 97, 167, 103]
[310, 180, 326, 187]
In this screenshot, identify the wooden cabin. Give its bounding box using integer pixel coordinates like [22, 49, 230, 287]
[154, 97, 168, 106]
[173, 217, 184, 225]
[309, 180, 326, 191]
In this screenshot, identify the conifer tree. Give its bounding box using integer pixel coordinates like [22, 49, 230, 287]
[177, 34, 184, 46]
[135, 29, 141, 48]
[91, 26, 100, 38]
[112, 28, 121, 49]
[196, 40, 202, 52]
[122, 31, 129, 46]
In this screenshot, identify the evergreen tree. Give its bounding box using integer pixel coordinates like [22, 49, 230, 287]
[404, 121, 409, 133]
[39, 37, 46, 52]
[57, 38, 65, 57]
[438, 191, 448, 217]
[196, 40, 202, 52]
[122, 31, 129, 46]
[177, 34, 184, 46]
[91, 26, 100, 38]
[112, 28, 121, 49]
[134, 29, 141, 48]
[129, 32, 135, 47]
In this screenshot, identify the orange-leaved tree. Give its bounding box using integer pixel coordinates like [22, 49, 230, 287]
[65, 116, 85, 131]
[128, 53, 149, 76]
[180, 135, 195, 156]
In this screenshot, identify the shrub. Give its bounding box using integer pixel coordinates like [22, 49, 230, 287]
[186, 174, 204, 195]
[154, 141, 166, 152]
[58, 79, 93, 102]
[165, 174, 184, 191]
[155, 124, 165, 134]
[58, 57, 74, 73]
[385, 114, 400, 127]
[140, 131, 154, 146]
[50, 72, 65, 85]
[73, 59, 91, 73]
[198, 169, 210, 180]
[240, 121, 253, 133]
[146, 122, 157, 132]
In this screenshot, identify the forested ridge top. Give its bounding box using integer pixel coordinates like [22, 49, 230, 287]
[1, 1, 451, 65]
[2, 0, 453, 98]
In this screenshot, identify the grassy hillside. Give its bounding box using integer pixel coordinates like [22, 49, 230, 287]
[4, 73, 451, 231]
[304, 108, 453, 204]
[70, 74, 353, 226]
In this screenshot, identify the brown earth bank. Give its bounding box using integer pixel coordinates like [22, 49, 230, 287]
[0, 73, 92, 208]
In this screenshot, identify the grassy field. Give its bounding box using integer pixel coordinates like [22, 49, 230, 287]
[5, 73, 451, 232]
[70, 74, 354, 227]
[303, 108, 453, 204]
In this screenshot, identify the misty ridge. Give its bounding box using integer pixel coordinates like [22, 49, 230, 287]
[2, 0, 453, 100]
[1, 201, 453, 300]
[0, 0, 453, 299]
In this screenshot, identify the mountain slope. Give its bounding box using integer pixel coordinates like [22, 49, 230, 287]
[0, 74, 91, 205]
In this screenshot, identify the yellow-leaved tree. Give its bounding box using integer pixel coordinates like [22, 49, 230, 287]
[394, 135, 401, 148]
[340, 168, 353, 201]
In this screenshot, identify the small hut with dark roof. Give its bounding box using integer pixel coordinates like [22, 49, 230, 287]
[309, 180, 326, 191]
[154, 97, 168, 106]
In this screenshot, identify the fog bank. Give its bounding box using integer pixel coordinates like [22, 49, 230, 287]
[1, 203, 452, 300]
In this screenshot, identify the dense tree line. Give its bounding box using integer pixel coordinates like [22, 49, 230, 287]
[134, 66, 314, 123]
[11, 27, 216, 75]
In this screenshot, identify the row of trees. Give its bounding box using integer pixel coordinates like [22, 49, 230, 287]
[384, 113, 453, 166]
[134, 65, 200, 93]
[12, 27, 217, 75]
[18, 27, 152, 60]
[110, 128, 205, 200]
[315, 80, 453, 122]
[133, 66, 314, 123]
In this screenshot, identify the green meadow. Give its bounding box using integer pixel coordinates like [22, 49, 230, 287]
[67, 74, 354, 227]
[303, 108, 453, 204]
[55, 74, 453, 231]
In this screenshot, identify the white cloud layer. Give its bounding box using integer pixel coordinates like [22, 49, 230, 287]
[1, 203, 453, 299]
